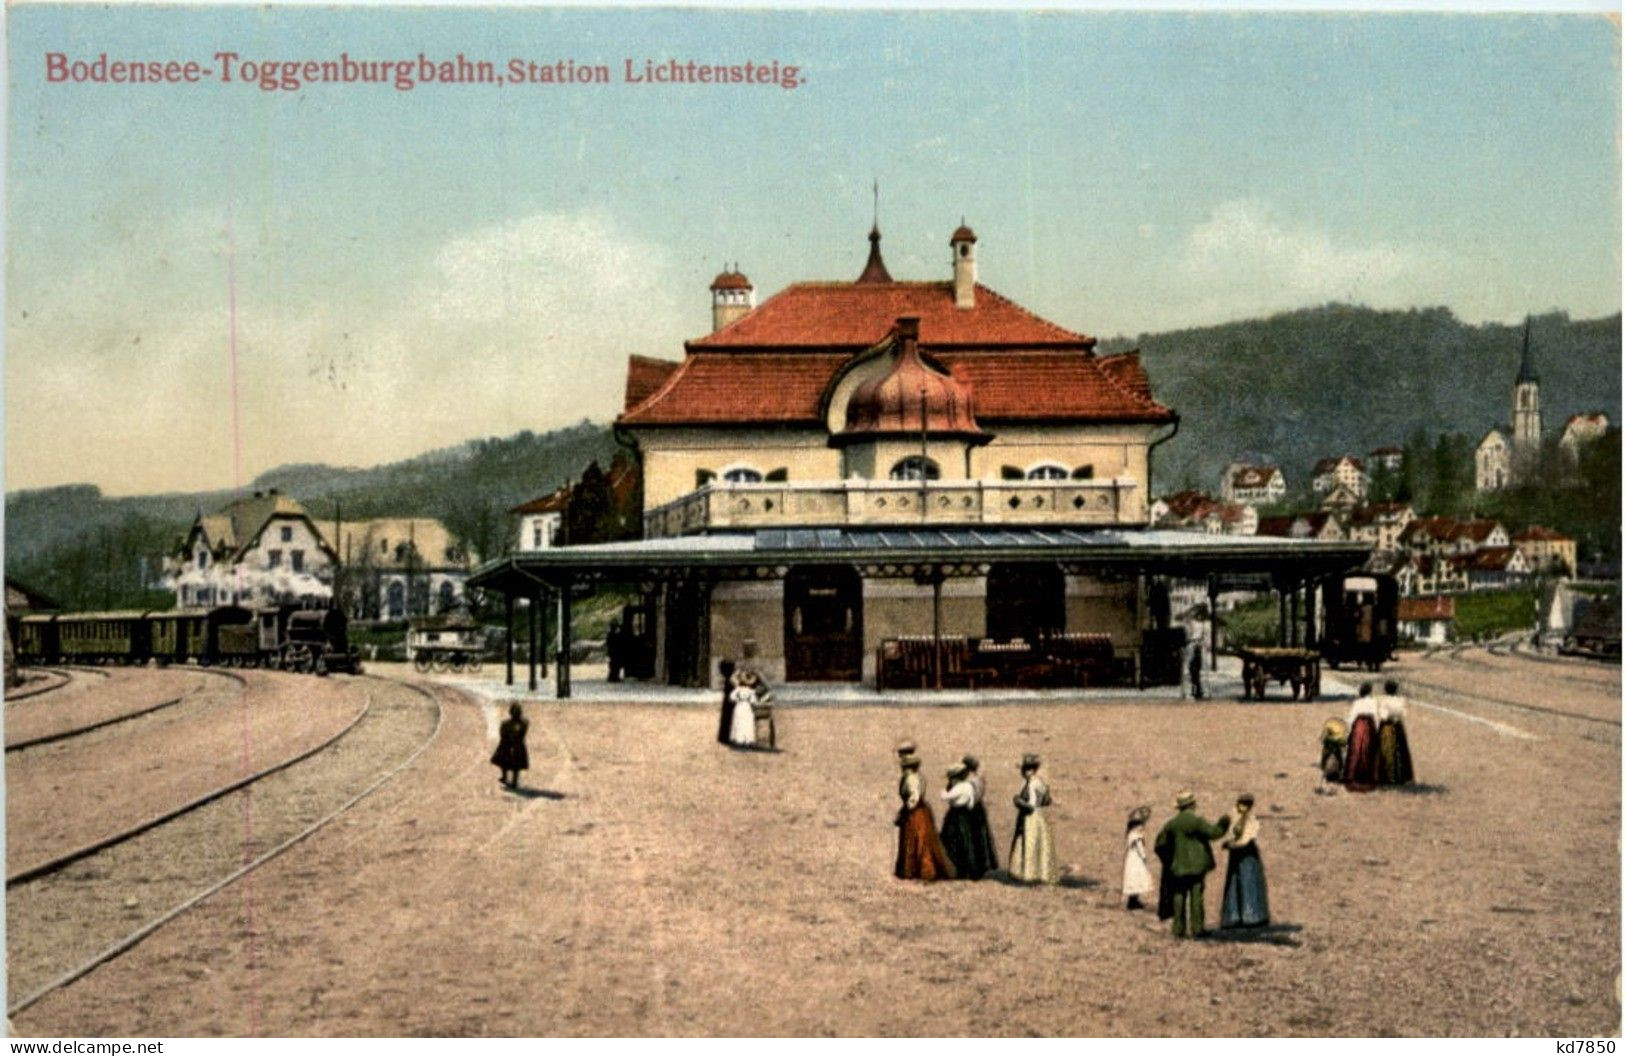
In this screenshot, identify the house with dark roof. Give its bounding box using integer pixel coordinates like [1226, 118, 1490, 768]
[1310, 456, 1368, 501]
[166, 490, 339, 607]
[471, 221, 1369, 692]
[1512, 525, 1577, 577]
[1220, 463, 1285, 506]
[1397, 595, 1455, 645]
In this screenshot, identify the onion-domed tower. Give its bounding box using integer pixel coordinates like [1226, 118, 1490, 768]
[831, 316, 990, 481]
[710, 266, 755, 332]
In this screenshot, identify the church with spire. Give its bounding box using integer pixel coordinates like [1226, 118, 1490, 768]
[1476, 319, 1545, 492]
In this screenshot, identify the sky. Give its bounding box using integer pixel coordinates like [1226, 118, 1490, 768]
[5, 7, 1620, 495]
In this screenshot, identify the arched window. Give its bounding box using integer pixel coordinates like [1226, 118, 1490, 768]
[889, 456, 940, 481]
[1071, 465, 1095, 481]
[721, 466, 763, 484]
[1027, 463, 1068, 481]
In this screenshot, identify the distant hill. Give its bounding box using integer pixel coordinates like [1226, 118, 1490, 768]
[4, 421, 619, 609]
[1097, 305, 1622, 495]
[8, 304, 1620, 609]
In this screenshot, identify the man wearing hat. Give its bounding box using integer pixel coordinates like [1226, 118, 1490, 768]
[1153, 790, 1230, 938]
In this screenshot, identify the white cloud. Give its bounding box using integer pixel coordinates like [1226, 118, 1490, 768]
[1170, 199, 1458, 326]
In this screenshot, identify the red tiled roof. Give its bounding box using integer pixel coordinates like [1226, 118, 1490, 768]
[710, 270, 752, 291]
[1313, 455, 1366, 476]
[624, 355, 681, 412]
[620, 348, 1172, 427]
[1513, 525, 1572, 543]
[950, 225, 978, 244]
[1159, 491, 1213, 520]
[1455, 546, 1522, 572]
[1097, 352, 1153, 402]
[687, 281, 1092, 350]
[1398, 596, 1455, 622]
[510, 486, 570, 515]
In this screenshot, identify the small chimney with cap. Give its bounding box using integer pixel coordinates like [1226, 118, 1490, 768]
[709, 265, 755, 333]
[950, 222, 977, 309]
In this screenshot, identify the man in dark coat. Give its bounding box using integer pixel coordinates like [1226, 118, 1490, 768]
[716, 659, 737, 745]
[1153, 789, 1230, 939]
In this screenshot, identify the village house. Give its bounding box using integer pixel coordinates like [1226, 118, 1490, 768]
[1257, 511, 1346, 543]
[1410, 554, 1471, 596]
[1152, 490, 1256, 536]
[512, 487, 566, 552]
[1344, 502, 1416, 554]
[1452, 545, 1530, 591]
[328, 518, 477, 620]
[1399, 516, 1509, 558]
[510, 452, 641, 553]
[167, 490, 338, 607]
[470, 220, 1367, 692]
[1367, 446, 1405, 473]
[1219, 462, 1286, 506]
[165, 492, 475, 617]
[1397, 594, 1455, 645]
[1512, 525, 1577, 577]
[1311, 456, 1368, 502]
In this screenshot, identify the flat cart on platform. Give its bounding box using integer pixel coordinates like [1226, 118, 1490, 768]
[1234, 646, 1321, 701]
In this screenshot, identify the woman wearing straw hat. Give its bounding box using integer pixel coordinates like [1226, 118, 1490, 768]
[1008, 754, 1059, 884]
[1219, 793, 1271, 929]
[894, 748, 955, 881]
[1122, 805, 1154, 910]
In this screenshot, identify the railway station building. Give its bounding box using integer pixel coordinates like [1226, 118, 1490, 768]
[469, 222, 1369, 694]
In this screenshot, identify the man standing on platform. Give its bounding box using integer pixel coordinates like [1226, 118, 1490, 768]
[1154, 789, 1230, 938]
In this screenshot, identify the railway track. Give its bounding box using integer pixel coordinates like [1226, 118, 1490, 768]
[4, 668, 77, 703]
[1401, 671, 1621, 731]
[1424, 642, 1623, 698]
[5, 667, 247, 753]
[6, 677, 445, 1018]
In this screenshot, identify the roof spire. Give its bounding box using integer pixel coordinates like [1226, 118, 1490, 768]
[1517, 315, 1539, 385]
[857, 180, 893, 284]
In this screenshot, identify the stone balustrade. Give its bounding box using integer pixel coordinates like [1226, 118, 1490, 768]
[642, 478, 1142, 538]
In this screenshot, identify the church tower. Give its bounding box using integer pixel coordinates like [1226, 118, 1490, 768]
[1512, 317, 1541, 475]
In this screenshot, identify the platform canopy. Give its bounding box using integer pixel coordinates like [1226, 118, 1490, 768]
[468, 527, 1370, 593]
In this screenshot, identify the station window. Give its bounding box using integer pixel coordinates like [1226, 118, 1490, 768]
[1027, 463, 1068, 480]
[281, 525, 293, 543]
[722, 466, 763, 484]
[889, 456, 940, 481]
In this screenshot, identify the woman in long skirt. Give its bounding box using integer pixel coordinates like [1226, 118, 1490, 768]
[490, 703, 529, 789]
[1378, 680, 1416, 786]
[1008, 754, 1059, 884]
[961, 754, 1000, 874]
[895, 753, 955, 881]
[940, 765, 995, 879]
[1220, 794, 1270, 928]
[1342, 684, 1382, 792]
[1122, 805, 1154, 909]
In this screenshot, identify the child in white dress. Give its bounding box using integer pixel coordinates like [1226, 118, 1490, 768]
[1122, 805, 1154, 909]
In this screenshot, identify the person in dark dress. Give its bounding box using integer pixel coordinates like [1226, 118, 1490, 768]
[939, 763, 995, 879]
[716, 659, 737, 745]
[606, 619, 625, 683]
[1378, 680, 1416, 786]
[491, 703, 530, 790]
[961, 754, 1000, 875]
[1219, 793, 1271, 929]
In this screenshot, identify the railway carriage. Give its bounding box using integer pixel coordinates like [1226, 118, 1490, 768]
[1319, 573, 1399, 671]
[16, 614, 60, 665]
[146, 609, 210, 665]
[56, 611, 151, 664]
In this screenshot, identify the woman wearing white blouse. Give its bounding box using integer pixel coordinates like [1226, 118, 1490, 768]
[1008, 754, 1059, 884]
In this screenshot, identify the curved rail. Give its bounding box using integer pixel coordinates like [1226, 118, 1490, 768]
[1430, 641, 1621, 694]
[7, 682, 445, 1019]
[6, 689, 373, 887]
[5, 669, 75, 703]
[6, 668, 249, 753]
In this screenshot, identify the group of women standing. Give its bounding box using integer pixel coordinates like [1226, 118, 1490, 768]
[1335, 680, 1416, 792]
[893, 745, 1058, 884]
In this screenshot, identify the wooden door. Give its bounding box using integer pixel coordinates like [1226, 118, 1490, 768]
[784, 566, 863, 682]
[986, 563, 1065, 643]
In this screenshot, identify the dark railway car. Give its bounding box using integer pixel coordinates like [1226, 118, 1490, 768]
[282, 608, 361, 675]
[1563, 596, 1620, 661]
[16, 614, 60, 665]
[56, 611, 151, 664]
[147, 609, 210, 665]
[204, 605, 255, 664]
[1319, 573, 1398, 671]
